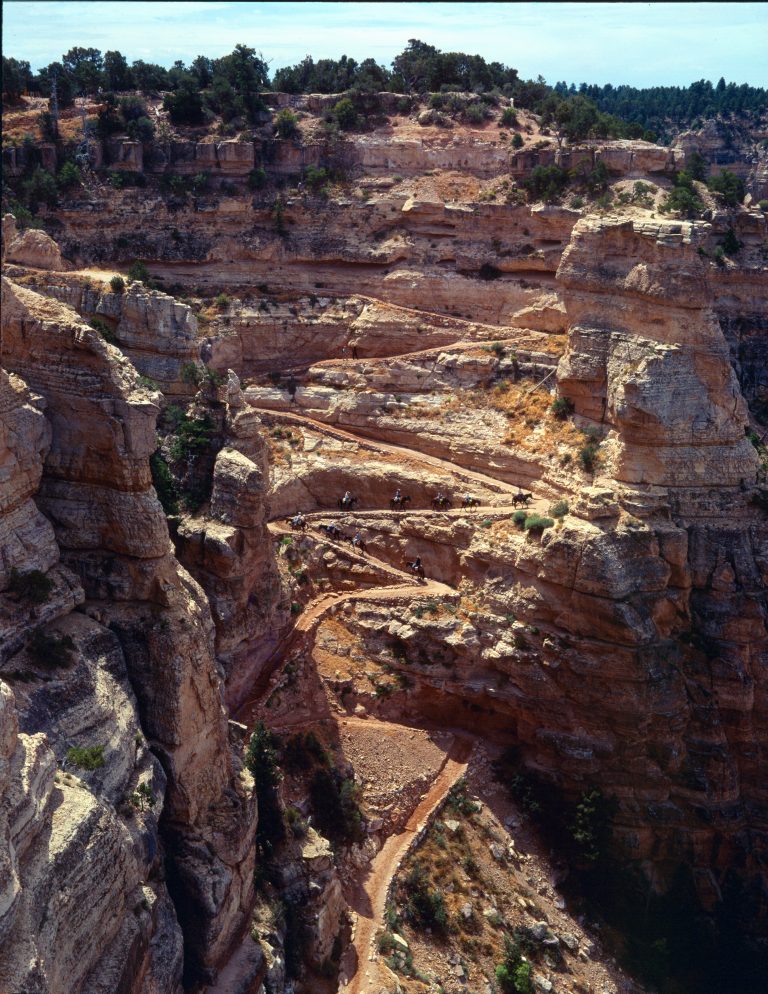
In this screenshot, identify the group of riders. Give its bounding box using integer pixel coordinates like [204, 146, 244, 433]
[288, 486, 533, 582]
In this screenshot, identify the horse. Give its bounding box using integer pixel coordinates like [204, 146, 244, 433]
[431, 494, 452, 511]
[338, 494, 359, 511]
[390, 494, 412, 511]
[289, 514, 306, 531]
[462, 495, 481, 509]
[406, 559, 426, 580]
[512, 491, 533, 508]
[318, 523, 343, 541]
[350, 533, 367, 554]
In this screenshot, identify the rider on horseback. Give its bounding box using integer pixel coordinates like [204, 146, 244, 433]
[394, 488, 402, 502]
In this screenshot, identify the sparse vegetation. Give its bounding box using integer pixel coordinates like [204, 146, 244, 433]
[275, 108, 299, 138]
[27, 627, 75, 667]
[523, 514, 554, 534]
[110, 274, 125, 293]
[244, 722, 285, 855]
[7, 567, 54, 604]
[550, 396, 574, 420]
[150, 451, 179, 515]
[127, 260, 150, 284]
[548, 499, 569, 519]
[309, 766, 364, 845]
[66, 745, 106, 770]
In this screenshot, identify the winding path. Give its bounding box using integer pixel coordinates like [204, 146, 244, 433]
[339, 734, 474, 994]
[253, 407, 528, 495]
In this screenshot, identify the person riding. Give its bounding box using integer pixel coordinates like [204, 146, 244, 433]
[395, 488, 401, 501]
[464, 493, 472, 504]
[409, 556, 422, 570]
[352, 531, 363, 547]
[343, 490, 352, 506]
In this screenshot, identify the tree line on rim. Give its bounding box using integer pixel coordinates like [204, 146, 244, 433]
[4, 40, 765, 142]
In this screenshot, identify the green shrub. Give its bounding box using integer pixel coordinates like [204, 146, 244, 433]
[8, 568, 53, 604]
[464, 102, 489, 124]
[244, 722, 285, 854]
[285, 804, 308, 838]
[215, 292, 230, 310]
[127, 782, 156, 811]
[22, 167, 58, 211]
[549, 500, 569, 519]
[169, 412, 215, 462]
[66, 745, 106, 770]
[495, 935, 533, 993]
[275, 109, 299, 138]
[511, 132, 524, 149]
[282, 730, 328, 772]
[57, 160, 80, 190]
[309, 767, 364, 844]
[513, 510, 527, 528]
[720, 226, 741, 256]
[402, 862, 448, 931]
[90, 318, 116, 344]
[180, 361, 204, 386]
[27, 627, 75, 667]
[660, 182, 704, 219]
[332, 97, 358, 131]
[127, 260, 150, 284]
[377, 931, 397, 954]
[524, 164, 570, 203]
[550, 396, 574, 420]
[570, 788, 609, 864]
[500, 107, 518, 127]
[127, 116, 155, 142]
[570, 194, 584, 209]
[191, 170, 210, 193]
[272, 195, 286, 234]
[150, 451, 179, 515]
[248, 166, 267, 189]
[707, 169, 744, 207]
[110, 274, 125, 293]
[304, 165, 330, 192]
[523, 514, 554, 533]
[759, 199, 768, 212]
[579, 440, 600, 472]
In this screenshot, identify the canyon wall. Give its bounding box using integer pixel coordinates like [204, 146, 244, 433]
[0, 280, 260, 992]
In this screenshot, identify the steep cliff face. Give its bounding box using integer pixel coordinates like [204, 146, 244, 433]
[7, 270, 201, 397]
[0, 279, 259, 990]
[557, 217, 759, 511]
[174, 378, 288, 710]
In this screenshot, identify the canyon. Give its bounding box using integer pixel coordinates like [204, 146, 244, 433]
[1, 90, 767, 994]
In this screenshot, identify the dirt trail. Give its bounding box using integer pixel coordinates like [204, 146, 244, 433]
[252, 405, 533, 498]
[234, 578, 454, 728]
[269, 520, 422, 585]
[339, 735, 474, 994]
[277, 333, 558, 377]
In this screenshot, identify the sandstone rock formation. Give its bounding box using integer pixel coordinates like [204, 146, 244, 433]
[2, 101, 767, 994]
[0, 277, 258, 991]
[2, 214, 67, 270]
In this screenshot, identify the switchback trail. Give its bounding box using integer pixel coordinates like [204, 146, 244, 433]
[339, 734, 474, 994]
[234, 577, 454, 729]
[251, 405, 543, 503]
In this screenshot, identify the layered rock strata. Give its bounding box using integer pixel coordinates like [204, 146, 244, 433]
[0, 278, 259, 990]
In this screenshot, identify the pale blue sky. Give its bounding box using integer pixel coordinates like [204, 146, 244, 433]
[3, 2, 767, 88]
